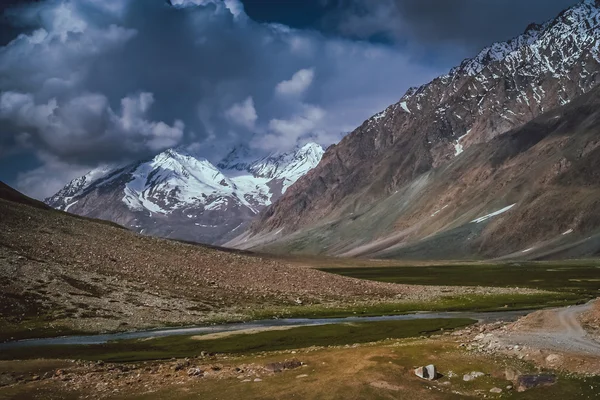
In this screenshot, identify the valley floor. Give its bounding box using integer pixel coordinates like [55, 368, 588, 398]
[3, 189, 600, 398]
[2, 305, 600, 399]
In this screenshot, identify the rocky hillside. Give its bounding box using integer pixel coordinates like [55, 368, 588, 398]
[237, 0, 600, 259]
[3, 183, 522, 340]
[46, 143, 324, 245]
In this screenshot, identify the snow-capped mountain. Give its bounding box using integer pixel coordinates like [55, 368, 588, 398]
[46, 143, 324, 245]
[218, 142, 325, 193]
[241, 1, 600, 258]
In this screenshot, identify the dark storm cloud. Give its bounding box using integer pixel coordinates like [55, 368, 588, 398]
[0, 0, 441, 199]
[324, 0, 580, 59]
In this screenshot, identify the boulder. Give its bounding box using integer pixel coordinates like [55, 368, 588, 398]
[264, 362, 283, 373]
[414, 364, 437, 380]
[545, 354, 562, 366]
[283, 359, 302, 370]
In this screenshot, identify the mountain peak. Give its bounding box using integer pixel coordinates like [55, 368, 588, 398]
[46, 142, 324, 244]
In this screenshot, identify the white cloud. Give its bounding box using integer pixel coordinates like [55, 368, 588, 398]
[0, 91, 184, 157]
[0, 0, 443, 196]
[16, 153, 90, 200]
[170, 0, 245, 19]
[275, 68, 315, 97]
[257, 105, 326, 151]
[225, 96, 258, 130]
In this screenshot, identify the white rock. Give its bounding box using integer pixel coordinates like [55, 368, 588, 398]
[463, 371, 485, 382]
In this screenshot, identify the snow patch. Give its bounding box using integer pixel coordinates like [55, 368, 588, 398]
[454, 129, 472, 156]
[471, 204, 517, 224]
[64, 200, 78, 212]
[400, 101, 411, 114]
[431, 205, 449, 217]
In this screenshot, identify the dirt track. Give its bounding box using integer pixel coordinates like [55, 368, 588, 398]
[498, 300, 600, 356]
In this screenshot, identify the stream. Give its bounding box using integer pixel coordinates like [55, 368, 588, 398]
[0, 309, 532, 349]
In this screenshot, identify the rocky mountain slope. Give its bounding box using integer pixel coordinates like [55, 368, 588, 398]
[236, 0, 600, 259]
[46, 143, 324, 245]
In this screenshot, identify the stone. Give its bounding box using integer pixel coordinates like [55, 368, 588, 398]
[490, 387, 502, 394]
[254, 378, 262, 382]
[463, 371, 485, 382]
[545, 354, 562, 365]
[282, 359, 302, 370]
[504, 368, 520, 381]
[415, 364, 437, 381]
[0, 374, 16, 387]
[187, 368, 204, 377]
[173, 362, 186, 371]
[264, 362, 283, 373]
[296, 374, 309, 379]
[516, 374, 557, 392]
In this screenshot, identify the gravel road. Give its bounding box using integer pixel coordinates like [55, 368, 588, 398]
[498, 301, 600, 355]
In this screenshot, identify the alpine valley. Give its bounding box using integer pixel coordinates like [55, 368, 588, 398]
[46, 143, 324, 245]
[8, 1, 600, 399]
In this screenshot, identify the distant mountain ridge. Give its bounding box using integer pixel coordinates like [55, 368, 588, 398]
[46, 143, 324, 245]
[235, 0, 600, 259]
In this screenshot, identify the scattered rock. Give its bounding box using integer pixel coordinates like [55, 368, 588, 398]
[265, 362, 283, 373]
[264, 359, 302, 373]
[516, 374, 557, 392]
[0, 374, 16, 387]
[504, 368, 521, 381]
[254, 378, 262, 382]
[296, 374, 309, 379]
[463, 371, 485, 382]
[282, 359, 302, 370]
[490, 387, 502, 394]
[187, 368, 204, 377]
[173, 362, 186, 372]
[414, 365, 437, 381]
[545, 354, 562, 366]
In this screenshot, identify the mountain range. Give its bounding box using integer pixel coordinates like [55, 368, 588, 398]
[46, 143, 324, 245]
[232, 0, 600, 260]
[45, 0, 600, 261]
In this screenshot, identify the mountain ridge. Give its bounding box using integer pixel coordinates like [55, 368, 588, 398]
[238, 0, 600, 258]
[46, 143, 324, 245]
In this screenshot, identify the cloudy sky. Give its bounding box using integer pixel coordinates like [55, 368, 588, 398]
[0, 0, 580, 199]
